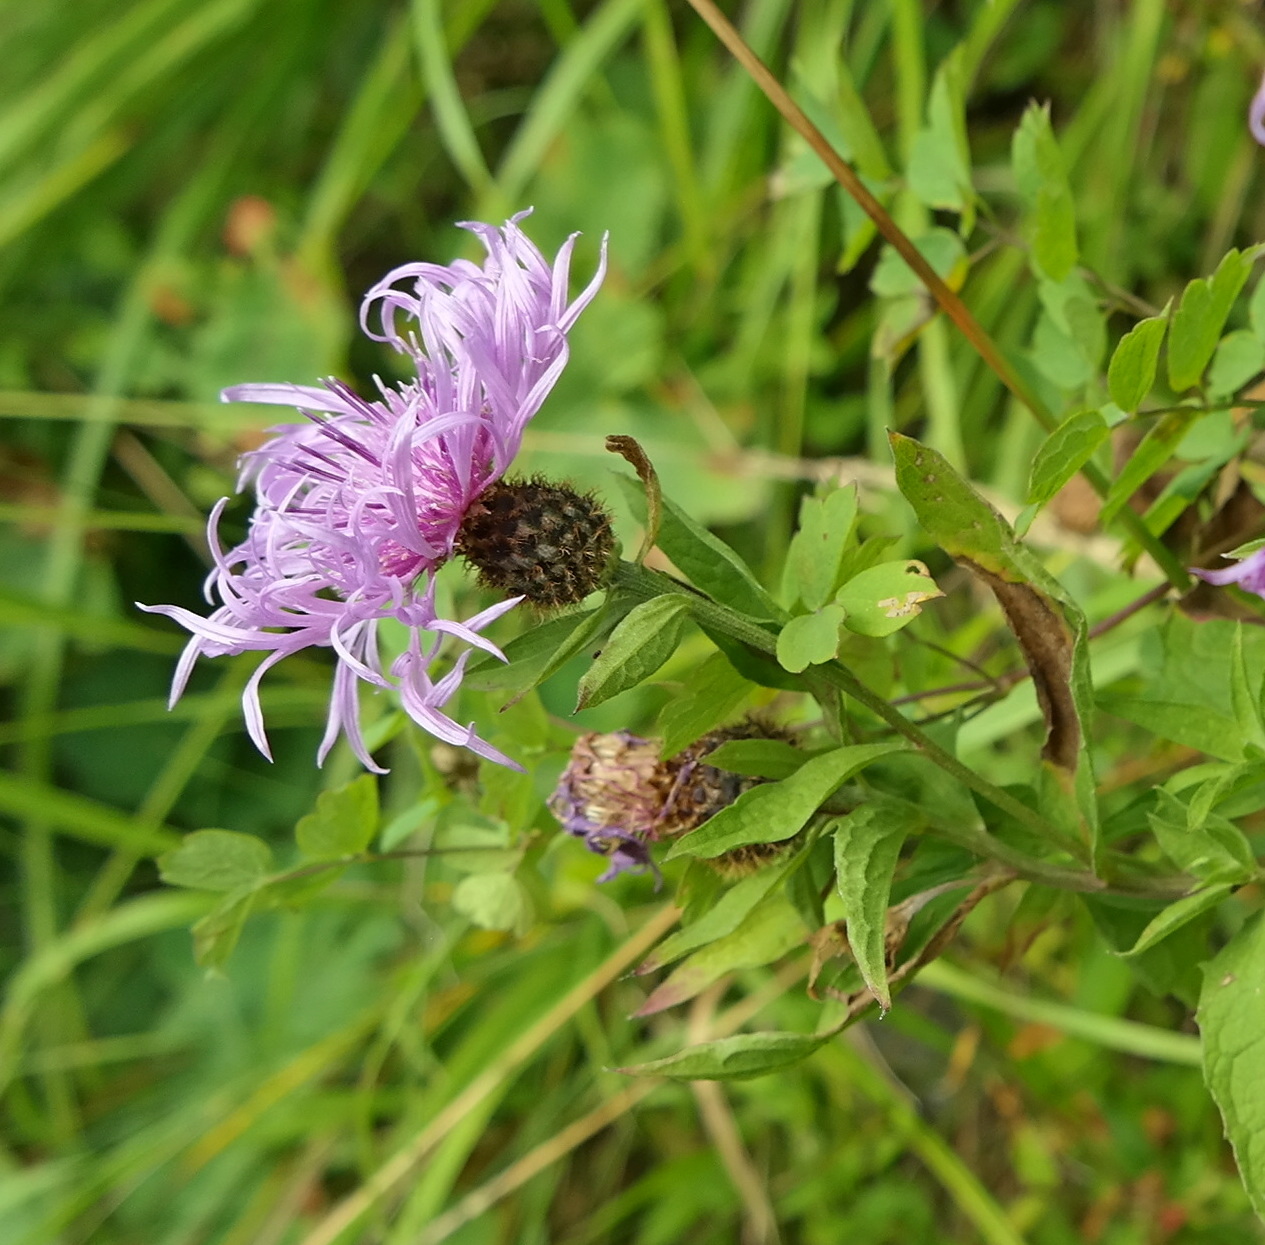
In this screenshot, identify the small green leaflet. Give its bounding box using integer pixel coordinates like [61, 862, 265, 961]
[1199, 914, 1265, 1218]
[665, 741, 907, 861]
[906, 49, 974, 231]
[1207, 330, 1265, 400]
[777, 606, 845, 673]
[575, 595, 691, 710]
[1025, 408, 1109, 510]
[1167, 249, 1254, 392]
[1106, 310, 1168, 413]
[835, 560, 943, 637]
[618, 1031, 829, 1081]
[870, 228, 967, 298]
[159, 829, 273, 892]
[1011, 102, 1077, 281]
[295, 774, 379, 860]
[833, 801, 920, 1012]
[783, 484, 857, 611]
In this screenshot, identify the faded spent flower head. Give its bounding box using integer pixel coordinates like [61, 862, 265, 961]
[550, 722, 795, 882]
[140, 212, 607, 774]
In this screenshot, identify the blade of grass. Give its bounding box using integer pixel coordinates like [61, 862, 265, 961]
[75, 659, 256, 922]
[819, 1042, 1028, 1245]
[411, 0, 493, 196]
[296, 903, 681, 1245]
[490, 0, 648, 211]
[641, 0, 710, 279]
[299, 0, 499, 266]
[0, 504, 203, 534]
[0, 130, 131, 249]
[12, 46, 298, 1141]
[916, 959, 1202, 1065]
[0, 0, 185, 169]
[0, 892, 213, 1100]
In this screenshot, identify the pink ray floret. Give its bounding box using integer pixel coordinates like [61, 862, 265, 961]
[140, 212, 606, 772]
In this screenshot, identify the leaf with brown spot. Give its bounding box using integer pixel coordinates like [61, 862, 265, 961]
[890, 432, 1098, 857]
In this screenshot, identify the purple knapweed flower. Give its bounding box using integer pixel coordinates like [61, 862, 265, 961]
[1192, 547, 1265, 597]
[141, 212, 606, 773]
[1252, 71, 1265, 146]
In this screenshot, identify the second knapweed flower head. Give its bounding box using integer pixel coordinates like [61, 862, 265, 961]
[141, 211, 611, 773]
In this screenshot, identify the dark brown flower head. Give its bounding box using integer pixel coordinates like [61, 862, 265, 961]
[455, 477, 615, 609]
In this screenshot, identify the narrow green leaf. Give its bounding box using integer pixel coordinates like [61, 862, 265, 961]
[1097, 696, 1243, 762]
[1107, 311, 1168, 412]
[1121, 884, 1235, 958]
[703, 738, 811, 781]
[657, 652, 754, 757]
[833, 802, 919, 1011]
[1099, 408, 1199, 526]
[784, 484, 857, 611]
[835, 559, 944, 637]
[1198, 914, 1265, 1217]
[1231, 623, 1265, 751]
[158, 830, 273, 892]
[776, 606, 845, 673]
[1167, 249, 1252, 392]
[462, 609, 598, 693]
[575, 595, 690, 710]
[616, 475, 780, 620]
[618, 1030, 829, 1080]
[636, 892, 805, 1015]
[1148, 789, 1254, 882]
[1026, 408, 1109, 510]
[295, 774, 379, 860]
[638, 855, 800, 975]
[1011, 101, 1077, 281]
[666, 742, 907, 861]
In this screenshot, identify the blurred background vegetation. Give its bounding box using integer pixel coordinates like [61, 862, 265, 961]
[3, 0, 1265, 1241]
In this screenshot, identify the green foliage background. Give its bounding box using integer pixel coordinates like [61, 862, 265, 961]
[5, 0, 1265, 1241]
